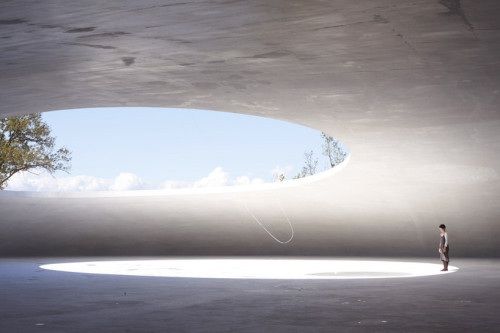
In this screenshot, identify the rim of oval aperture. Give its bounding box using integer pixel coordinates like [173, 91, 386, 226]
[0, 148, 350, 198]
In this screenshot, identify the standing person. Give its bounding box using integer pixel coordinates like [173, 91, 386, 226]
[438, 224, 450, 271]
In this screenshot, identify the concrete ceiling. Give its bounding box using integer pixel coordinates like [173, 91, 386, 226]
[1, 0, 499, 256]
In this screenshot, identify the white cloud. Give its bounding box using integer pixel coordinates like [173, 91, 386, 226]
[56, 175, 111, 192]
[109, 173, 145, 191]
[191, 167, 264, 188]
[5, 171, 144, 192]
[234, 175, 265, 186]
[5, 167, 265, 192]
[193, 167, 231, 188]
[271, 165, 294, 181]
[159, 180, 189, 190]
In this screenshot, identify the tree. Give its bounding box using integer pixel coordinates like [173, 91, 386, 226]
[272, 169, 287, 182]
[321, 132, 347, 168]
[302, 150, 318, 176]
[293, 150, 318, 179]
[0, 113, 71, 190]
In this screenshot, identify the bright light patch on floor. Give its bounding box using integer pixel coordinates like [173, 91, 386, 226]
[41, 259, 458, 279]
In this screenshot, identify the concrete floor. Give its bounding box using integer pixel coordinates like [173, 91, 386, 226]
[1, 257, 498, 332]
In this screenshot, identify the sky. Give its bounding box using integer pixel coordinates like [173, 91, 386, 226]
[6, 107, 348, 192]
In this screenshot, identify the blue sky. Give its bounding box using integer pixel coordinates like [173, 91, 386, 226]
[7, 107, 347, 191]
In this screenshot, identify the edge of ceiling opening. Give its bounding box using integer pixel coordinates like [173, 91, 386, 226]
[0, 155, 350, 198]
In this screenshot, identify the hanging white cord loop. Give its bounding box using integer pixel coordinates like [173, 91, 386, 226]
[245, 202, 294, 244]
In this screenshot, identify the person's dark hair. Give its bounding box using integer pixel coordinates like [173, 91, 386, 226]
[439, 224, 446, 229]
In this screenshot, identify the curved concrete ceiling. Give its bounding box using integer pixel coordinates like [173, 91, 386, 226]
[1, 0, 499, 256]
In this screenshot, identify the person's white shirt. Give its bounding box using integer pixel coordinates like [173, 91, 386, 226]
[440, 232, 449, 247]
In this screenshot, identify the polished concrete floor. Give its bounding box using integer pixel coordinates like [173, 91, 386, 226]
[0, 257, 498, 332]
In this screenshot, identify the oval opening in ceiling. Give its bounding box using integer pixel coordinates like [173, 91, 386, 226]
[3, 107, 349, 192]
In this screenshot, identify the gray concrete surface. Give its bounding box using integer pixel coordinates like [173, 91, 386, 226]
[1, 2, 499, 331]
[1, 0, 500, 257]
[0, 257, 498, 332]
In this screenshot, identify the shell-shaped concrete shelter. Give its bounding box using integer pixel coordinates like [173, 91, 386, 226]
[1, 0, 498, 257]
[0, 1, 499, 331]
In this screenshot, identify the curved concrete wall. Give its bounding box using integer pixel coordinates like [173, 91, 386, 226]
[0, 0, 499, 256]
